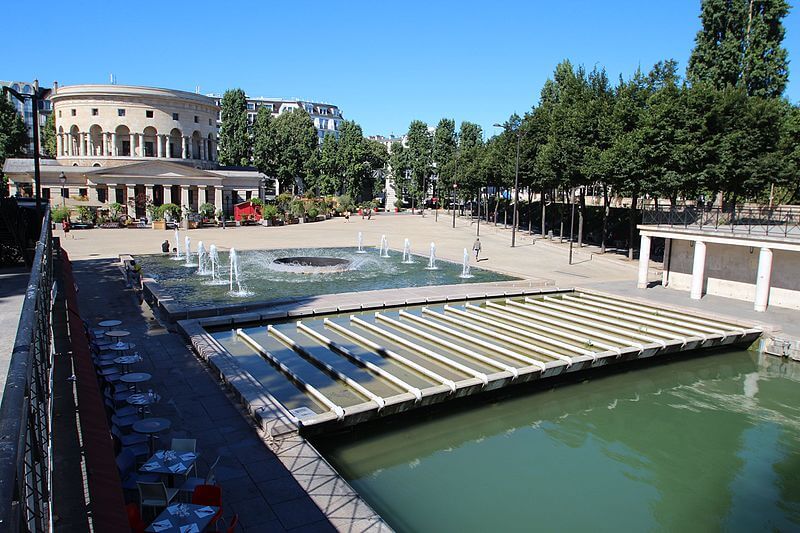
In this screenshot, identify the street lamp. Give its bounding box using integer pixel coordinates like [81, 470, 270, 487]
[3, 84, 43, 214]
[494, 123, 522, 247]
[59, 172, 66, 207]
[452, 182, 458, 228]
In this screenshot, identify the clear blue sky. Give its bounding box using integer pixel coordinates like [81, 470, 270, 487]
[5, 0, 799, 137]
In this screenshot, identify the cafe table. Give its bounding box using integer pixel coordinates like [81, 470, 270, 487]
[145, 503, 219, 533]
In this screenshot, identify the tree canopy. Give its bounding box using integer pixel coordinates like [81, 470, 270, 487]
[218, 89, 250, 166]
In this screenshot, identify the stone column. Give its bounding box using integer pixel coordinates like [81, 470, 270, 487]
[180, 185, 190, 210]
[131, 133, 137, 157]
[661, 238, 672, 286]
[157, 135, 164, 158]
[65, 133, 71, 156]
[690, 241, 707, 300]
[111, 133, 117, 156]
[89, 185, 101, 203]
[182, 136, 188, 159]
[637, 235, 651, 289]
[145, 184, 154, 210]
[126, 185, 136, 215]
[166, 137, 172, 158]
[214, 186, 223, 215]
[200, 140, 206, 161]
[754, 247, 773, 312]
[56, 134, 63, 157]
[163, 185, 172, 204]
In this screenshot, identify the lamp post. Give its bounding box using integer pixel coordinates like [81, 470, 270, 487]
[452, 183, 458, 228]
[3, 84, 42, 215]
[494, 123, 522, 247]
[569, 188, 577, 265]
[59, 172, 66, 207]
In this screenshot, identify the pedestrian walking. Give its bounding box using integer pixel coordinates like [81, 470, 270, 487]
[473, 238, 482, 260]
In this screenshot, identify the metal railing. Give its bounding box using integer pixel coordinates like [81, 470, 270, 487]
[0, 208, 53, 532]
[641, 206, 800, 238]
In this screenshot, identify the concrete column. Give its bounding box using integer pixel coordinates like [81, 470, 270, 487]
[56, 134, 63, 157]
[157, 135, 164, 158]
[65, 133, 71, 156]
[637, 235, 651, 289]
[166, 137, 172, 158]
[111, 133, 117, 156]
[200, 140, 206, 161]
[126, 185, 136, 214]
[163, 185, 172, 204]
[661, 238, 672, 286]
[89, 186, 101, 203]
[690, 241, 707, 300]
[214, 186, 223, 215]
[754, 247, 773, 312]
[145, 184, 154, 214]
[131, 133, 137, 157]
[182, 136, 188, 159]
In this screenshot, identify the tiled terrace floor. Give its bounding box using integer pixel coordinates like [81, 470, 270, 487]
[72, 258, 338, 532]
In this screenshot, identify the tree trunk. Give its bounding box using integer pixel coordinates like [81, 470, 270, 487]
[601, 184, 608, 254]
[577, 188, 585, 248]
[628, 191, 639, 260]
[493, 193, 500, 226]
[527, 190, 533, 233]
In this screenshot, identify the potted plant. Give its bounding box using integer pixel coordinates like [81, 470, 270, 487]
[262, 204, 278, 226]
[307, 207, 319, 221]
[198, 203, 216, 225]
[394, 198, 404, 213]
[150, 204, 167, 230]
[290, 199, 306, 223]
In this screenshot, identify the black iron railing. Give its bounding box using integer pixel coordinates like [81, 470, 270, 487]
[0, 208, 53, 532]
[641, 206, 800, 238]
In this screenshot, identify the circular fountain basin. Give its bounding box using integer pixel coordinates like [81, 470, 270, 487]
[271, 256, 352, 273]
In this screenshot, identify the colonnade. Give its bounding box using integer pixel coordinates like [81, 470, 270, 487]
[637, 234, 775, 312]
[56, 131, 216, 161]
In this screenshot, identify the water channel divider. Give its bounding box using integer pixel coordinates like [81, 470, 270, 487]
[558, 294, 729, 339]
[539, 296, 698, 343]
[498, 300, 646, 352]
[236, 328, 346, 420]
[521, 298, 669, 348]
[399, 310, 548, 372]
[465, 303, 622, 356]
[350, 315, 490, 386]
[295, 321, 424, 401]
[267, 324, 387, 410]
[374, 312, 521, 379]
[322, 318, 458, 392]
[431, 306, 575, 365]
[575, 292, 750, 335]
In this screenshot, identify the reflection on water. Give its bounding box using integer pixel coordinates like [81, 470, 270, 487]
[315, 350, 800, 533]
[137, 247, 515, 307]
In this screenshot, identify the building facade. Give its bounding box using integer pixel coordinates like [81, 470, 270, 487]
[1, 80, 52, 153]
[3, 84, 275, 217]
[210, 94, 343, 141]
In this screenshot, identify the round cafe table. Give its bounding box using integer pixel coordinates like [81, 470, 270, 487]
[120, 372, 151, 392]
[133, 417, 171, 455]
[98, 319, 122, 329]
[108, 342, 136, 357]
[126, 391, 160, 417]
[114, 354, 141, 373]
[105, 330, 130, 343]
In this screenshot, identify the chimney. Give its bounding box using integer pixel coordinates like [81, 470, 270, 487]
[53, 81, 58, 93]
[33, 79, 39, 92]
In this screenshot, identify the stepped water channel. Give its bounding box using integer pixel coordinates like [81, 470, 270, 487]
[209, 290, 762, 432]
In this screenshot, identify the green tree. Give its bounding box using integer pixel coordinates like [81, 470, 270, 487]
[316, 133, 341, 195]
[0, 96, 28, 196]
[218, 88, 250, 166]
[365, 139, 389, 201]
[336, 120, 370, 201]
[405, 120, 432, 207]
[687, 0, 789, 98]
[271, 108, 318, 193]
[252, 106, 276, 177]
[389, 141, 410, 203]
[433, 118, 457, 195]
[42, 113, 57, 157]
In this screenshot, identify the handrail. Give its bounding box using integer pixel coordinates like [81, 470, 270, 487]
[641, 206, 800, 238]
[0, 207, 53, 532]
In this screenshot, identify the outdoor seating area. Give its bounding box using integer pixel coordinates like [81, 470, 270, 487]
[84, 320, 238, 532]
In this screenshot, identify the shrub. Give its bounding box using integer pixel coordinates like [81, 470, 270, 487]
[159, 203, 182, 222]
[199, 202, 216, 220]
[276, 192, 293, 213]
[307, 207, 319, 220]
[250, 197, 265, 208]
[262, 204, 278, 220]
[76, 205, 93, 222]
[51, 206, 71, 223]
[289, 199, 306, 218]
[394, 198, 405, 209]
[109, 202, 123, 219]
[147, 202, 161, 220]
[336, 194, 355, 212]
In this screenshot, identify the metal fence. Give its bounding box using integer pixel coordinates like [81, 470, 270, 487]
[641, 206, 800, 238]
[0, 208, 53, 532]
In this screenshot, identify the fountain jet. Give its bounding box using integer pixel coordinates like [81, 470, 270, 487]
[172, 228, 183, 260]
[229, 248, 243, 293]
[425, 242, 438, 270]
[379, 235, 389, 258]
[184, 237, 192, 267]
[460, 248, 472, 278]
[402, 238, 414, 264]
[209, 244, 220, 282]
[356, 232, 366, 254]
[197, 241, 207, 274]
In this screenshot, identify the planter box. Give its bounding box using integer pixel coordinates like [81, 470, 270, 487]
[187, 221, 200, 229]
[152, 220, 167, 230]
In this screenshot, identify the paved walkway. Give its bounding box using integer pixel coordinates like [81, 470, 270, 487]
[71, 258, 336, 532]
[0, 267, 29, 393]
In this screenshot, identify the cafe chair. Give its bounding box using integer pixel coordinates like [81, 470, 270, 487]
[137, 481, 179, 517]
[191, 484, 223, 528]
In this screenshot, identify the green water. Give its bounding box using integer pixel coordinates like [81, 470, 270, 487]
[315, 350, 800, 532]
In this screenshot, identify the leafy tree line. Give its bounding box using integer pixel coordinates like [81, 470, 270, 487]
[217, 89, 388, 202]
[390, 0, 797, 254]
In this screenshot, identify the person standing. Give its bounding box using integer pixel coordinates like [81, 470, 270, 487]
[161, 240, 170, 253]
[473, 238, 482, 260]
